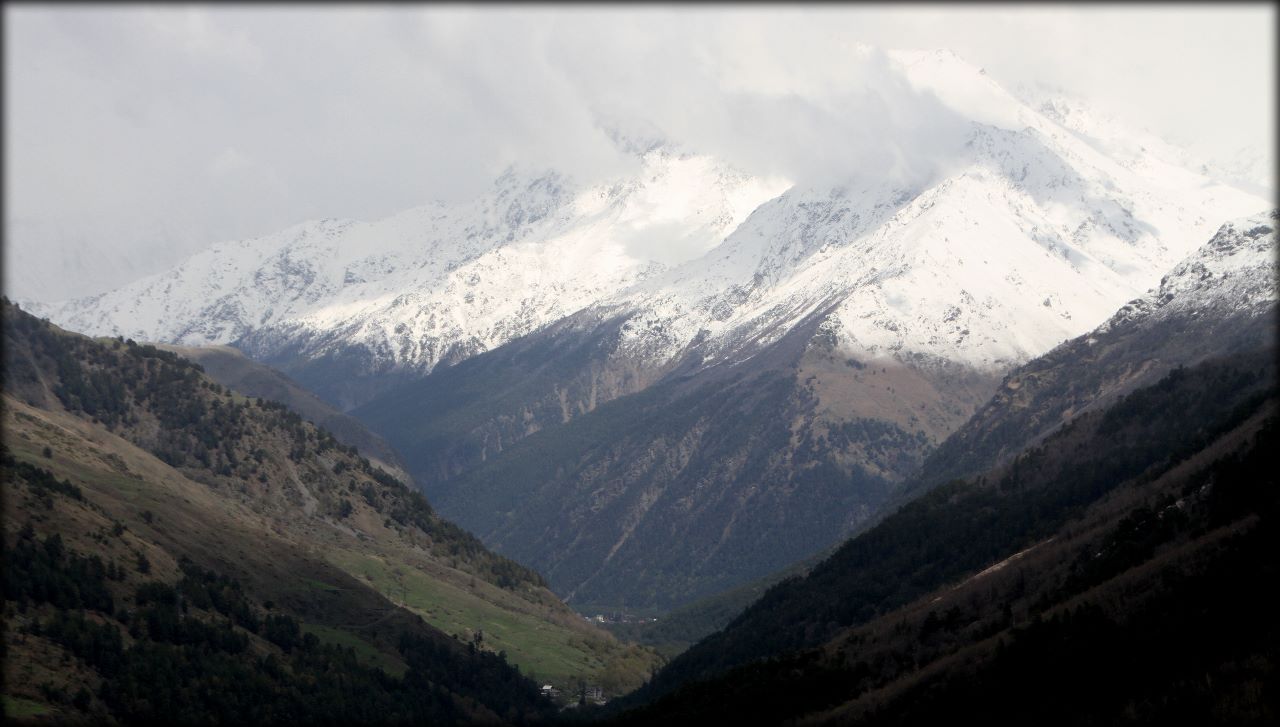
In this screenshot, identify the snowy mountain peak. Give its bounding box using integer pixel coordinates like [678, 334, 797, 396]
[887, 47, 1028, 130]
[35, 52, 1272, 390]
[1098, 210, 1277, 335]
[40, 146, 788, 377]
[587, 95, 1268, 376]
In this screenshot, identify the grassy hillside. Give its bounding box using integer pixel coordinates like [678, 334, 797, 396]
[2, 401, 546, 723]
[1, 300, 658, 721]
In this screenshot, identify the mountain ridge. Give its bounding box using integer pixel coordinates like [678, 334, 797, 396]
[34, 51, 1267, 411]
[152, 342, 414, 485]
[906, 209, 1277, 498]
[24, 47, 1273, 618]
[1, 300, 661, 714]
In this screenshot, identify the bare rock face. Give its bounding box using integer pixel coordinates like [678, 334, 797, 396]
[370, 311, 1001, 611]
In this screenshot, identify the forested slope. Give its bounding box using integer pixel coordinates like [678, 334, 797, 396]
[603, 350, 1277, 725]
[1, 300, 656, 722]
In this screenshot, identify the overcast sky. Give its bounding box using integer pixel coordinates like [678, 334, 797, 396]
[5, 4, 1275, 302]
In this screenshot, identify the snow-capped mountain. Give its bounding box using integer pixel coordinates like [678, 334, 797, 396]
[347, 208, 1276, 613]
[36, 150, 786, 375]
[1098, 209, 1277, 332]
[577, 51, 1268, 381]
[38, 49, 1266, 403]
[29, 47, 1274, 613]
[1020, 85, 1276, 202]
[1204, 143, 1275, 199]
[911, 209, 1277, 495]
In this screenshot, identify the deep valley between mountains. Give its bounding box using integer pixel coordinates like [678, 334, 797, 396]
[5, 46, 1277, 723]
[6, 208, 1275, 724]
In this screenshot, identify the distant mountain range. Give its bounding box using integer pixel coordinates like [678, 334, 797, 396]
[28, 49, 1272, 613]
[8, 39, 1278, 725]
[34, 51, 1265, 386]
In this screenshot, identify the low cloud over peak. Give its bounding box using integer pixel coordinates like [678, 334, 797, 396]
[5, 5, 1273, 302]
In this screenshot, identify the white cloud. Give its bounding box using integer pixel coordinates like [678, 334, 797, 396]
[4, 5, 1274, 302]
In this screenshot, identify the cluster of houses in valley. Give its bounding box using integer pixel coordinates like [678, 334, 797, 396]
[538, 611, 653, 708]
[541, 683, 606, 707]
[584, 611, 658, 625]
